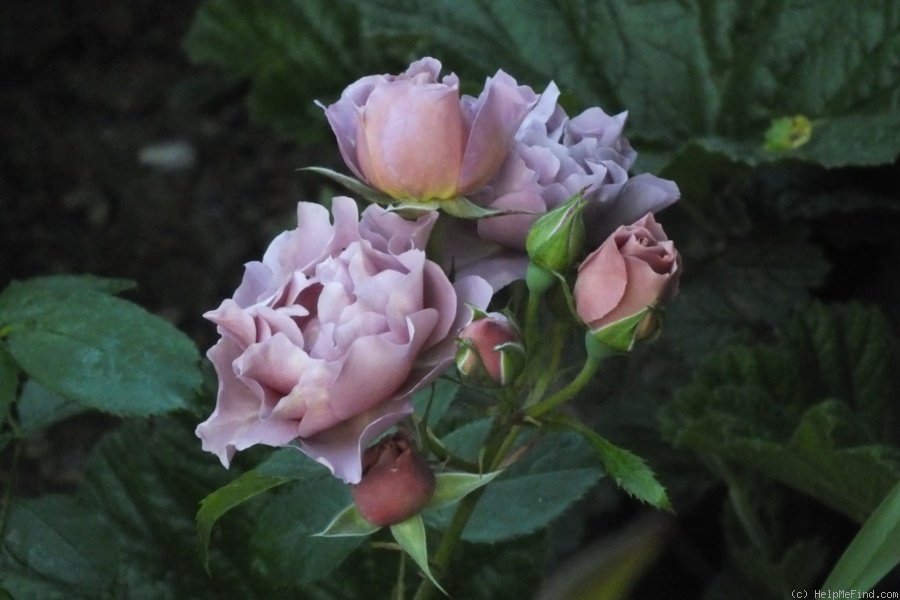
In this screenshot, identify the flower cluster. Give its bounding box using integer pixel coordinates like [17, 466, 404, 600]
[197, 57, 682, 525]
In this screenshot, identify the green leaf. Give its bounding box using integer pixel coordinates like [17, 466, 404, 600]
[822, 478, 900, 592]
[427, 471, 502, 510]
[254, 445, 332, 479]
[663, 303, 900, 522]
[19, 274, 135, 296]
[1, 418, 253, 599]
[357, 0, 900, 168]
[0, 344, 17, 422]
[0, 495, 119, 599]
[0, 281, 201, 416]
[663, 236, 830, 364]
[554, 416, 671, 511]
[196, 470, 292, 571]
[315, 504, 381, 538]
[412, 377, 459, 429]
[183, 0, 377, 142]
[447, 430, 604, 543]
[440, 417, 493, 463]
[15, 380, 86, 434]
[249, 474, 363, 585]
[391, 515, 447, 595]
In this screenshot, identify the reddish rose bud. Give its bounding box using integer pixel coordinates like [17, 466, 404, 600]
[574, 213, 680, 351]
[456, 312, 525, 387]
[351, 432, 436, 527]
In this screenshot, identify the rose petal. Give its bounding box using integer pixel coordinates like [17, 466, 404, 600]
[299, 397, 414, 483]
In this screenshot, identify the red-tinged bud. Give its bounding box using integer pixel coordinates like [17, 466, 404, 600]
[351, 431, 436, 527]
[456, 312, 525, 387]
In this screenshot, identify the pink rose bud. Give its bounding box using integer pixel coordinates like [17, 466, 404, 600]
[351, 432, 436, 527]
[321, 57, 532, 201]
[525, 191, 586, 273]
[574, 213, 680, 351]
[456, 312, 525, 387]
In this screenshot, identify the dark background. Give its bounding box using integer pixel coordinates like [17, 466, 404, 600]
[0, 0, 332, 495]
[0, 0, 332, 348]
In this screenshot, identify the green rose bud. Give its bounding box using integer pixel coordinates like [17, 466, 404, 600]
[525, 191, 587, 273]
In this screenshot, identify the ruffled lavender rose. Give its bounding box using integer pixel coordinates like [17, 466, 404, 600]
[320, 57, 533, 201]
[445, 82, 680, 290]
[196, 196, 492, 483]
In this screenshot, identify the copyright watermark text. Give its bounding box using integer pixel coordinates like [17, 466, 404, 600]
[791, 591, 899, 599]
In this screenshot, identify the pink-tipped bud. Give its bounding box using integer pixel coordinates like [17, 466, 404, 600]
[456, 312, 525, 387]
[574, 213, 680, 351]
[351, 431, 436, 527]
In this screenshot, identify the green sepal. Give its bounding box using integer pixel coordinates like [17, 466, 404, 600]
[314, 504, 381, 538]
[302, 166, 396, 205]
[391, 515, 447, 595]
[467, 305, 491, 322]
[438, 196, 511, 219]
[586, 308, 656, 353]
[425, 471, 502, 510]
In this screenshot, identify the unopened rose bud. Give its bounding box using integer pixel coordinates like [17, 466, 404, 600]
[322, 58, 531, 202]
[526, 191, 587, 273]
[574, 213, 680, 352]
[351, 432, 436, 527]
[456, 312, 525, 387]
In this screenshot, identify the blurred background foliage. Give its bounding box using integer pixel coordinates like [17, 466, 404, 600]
[2, 0, 899, 598]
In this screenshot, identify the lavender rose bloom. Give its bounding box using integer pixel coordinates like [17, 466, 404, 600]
[446, 82, 680, 290]
[321, 57, 532, 201]
[196, 196, 491, 483]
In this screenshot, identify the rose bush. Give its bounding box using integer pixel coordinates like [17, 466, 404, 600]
[195, 196, 491, 483]
[446, 82, 680, 290]
[574, 213, 680, 349]
[321, 57, 532, 201]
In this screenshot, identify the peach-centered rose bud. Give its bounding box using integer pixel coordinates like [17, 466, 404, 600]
[574, 213, 680, 351]
[322, 58, 532, 202]
[456, 312, 525, 387]
[351, 431, 436, 527]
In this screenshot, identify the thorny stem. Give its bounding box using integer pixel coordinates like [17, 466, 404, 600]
[411, 415, 523, 600]
[524, 321, 566, 407]
[393, 549, 407, 600]
[523, 286, 543, 355]
[525, 352, 601, 419]
[422, 425, 480, 473]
